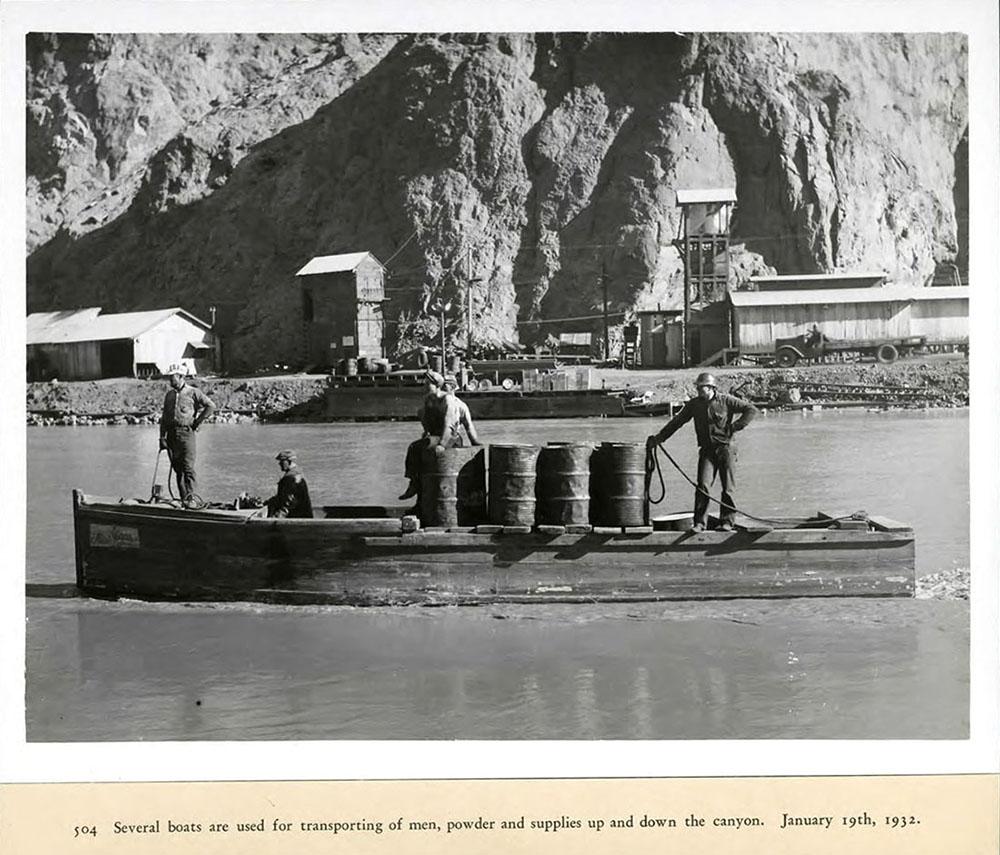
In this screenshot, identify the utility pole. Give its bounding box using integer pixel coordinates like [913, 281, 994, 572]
[466, 248, 473, 358]
[601, 265, 610, 362]
[433, 300, 452, 370]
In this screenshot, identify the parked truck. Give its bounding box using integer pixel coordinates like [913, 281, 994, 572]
[772, 328, 928, 367]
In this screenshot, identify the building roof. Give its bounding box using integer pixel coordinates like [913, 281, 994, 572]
[749, 273, 888, 291]
[750, 273, 887, 282]
[729, 286, 969, 308]
[27, 307, 210, 345]
[296, 252, 384, 276]
[676, 188, 737, 205]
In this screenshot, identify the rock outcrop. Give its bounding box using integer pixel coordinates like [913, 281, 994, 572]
[26, 32, 967, 370]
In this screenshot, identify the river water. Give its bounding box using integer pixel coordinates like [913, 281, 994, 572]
[25, 410, 969, 741]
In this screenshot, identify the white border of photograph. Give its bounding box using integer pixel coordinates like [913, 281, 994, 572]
[1, 0, 997, 784]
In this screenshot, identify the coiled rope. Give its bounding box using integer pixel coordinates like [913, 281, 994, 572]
[644, 439, 868, 528]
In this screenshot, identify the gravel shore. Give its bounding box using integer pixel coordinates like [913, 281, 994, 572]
[26, 355, 967, 426]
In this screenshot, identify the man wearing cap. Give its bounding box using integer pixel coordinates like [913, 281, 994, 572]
[398, 370, 451, 501]
[266, 450, 314, 518]
[647, 372, 757, 532]
[159, 363, 215, 505]
[439, 373, 481, 450]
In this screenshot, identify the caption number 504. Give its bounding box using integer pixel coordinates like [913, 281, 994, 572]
[74, 825, 98, 838]
[886, 816, 920, 828]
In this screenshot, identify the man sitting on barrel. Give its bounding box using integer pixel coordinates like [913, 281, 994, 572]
[266, 450, 314, 518]
[439, 373, 482, 451]
[646, 372, 757, 532]
[398, 370, 450, 502]
[399, 371, 482, 504]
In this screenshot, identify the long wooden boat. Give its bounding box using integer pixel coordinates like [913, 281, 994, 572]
[71, 490, 915, 604]
[324, 384, 626, 421]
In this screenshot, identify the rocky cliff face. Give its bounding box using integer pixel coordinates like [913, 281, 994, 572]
[26, 32, 967, 369]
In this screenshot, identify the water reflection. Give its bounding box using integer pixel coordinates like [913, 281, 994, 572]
[26, 596, 968, 741]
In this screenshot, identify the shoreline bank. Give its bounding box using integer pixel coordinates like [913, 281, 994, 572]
[26, 356, 968, 426]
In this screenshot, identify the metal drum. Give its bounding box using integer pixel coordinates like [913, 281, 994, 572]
[488, 444, 539, 526]
[590, 442, 647, 526]
[536, 442, 593, 526]
[420, 446, 486, 527]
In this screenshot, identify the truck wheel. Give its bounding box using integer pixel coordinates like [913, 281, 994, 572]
[501, 376, 517, 391]
[775, 348, 798, 368]
[477, 377, 493, 391]
[876, 344, 899, 364]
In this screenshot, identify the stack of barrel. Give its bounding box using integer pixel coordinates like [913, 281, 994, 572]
[419, 441, 647, 528]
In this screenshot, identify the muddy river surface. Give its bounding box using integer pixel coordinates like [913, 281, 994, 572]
[25, 410, 969, 740]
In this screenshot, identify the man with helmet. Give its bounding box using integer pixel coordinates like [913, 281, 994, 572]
[159, 362, 215, 506]
[266, 450, 314, 518]
[647, 372, 757, 532]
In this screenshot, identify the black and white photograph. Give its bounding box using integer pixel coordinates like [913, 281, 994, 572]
[2, 0, 997, 790]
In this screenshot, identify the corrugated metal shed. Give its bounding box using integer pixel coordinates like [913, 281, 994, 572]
[730, 287, 935, 307]
[749, 272, 888, 290]
[27, 307, 214, 380]
[27, 308, 102, 340]
[676, 188, 737, 205]
[296, 252, 384, 276]
[27, 307, 209, 345]
[730, 287, 968, 351]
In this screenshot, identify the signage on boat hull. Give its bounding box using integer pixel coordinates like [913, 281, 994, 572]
[89, 523, 140, 549]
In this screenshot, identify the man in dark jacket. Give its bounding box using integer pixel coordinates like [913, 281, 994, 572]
[159, 363, 215, 506]
[266, 450, 314, 518]
[647, 372, 758, 532]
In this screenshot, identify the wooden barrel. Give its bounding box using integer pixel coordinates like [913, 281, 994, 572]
[420, 446, 486, 527]
[430, 355, 444, 374]
[343, 358, 358, 376]
[536, 442, 593, 526]
[488, 444, 539, 526]
[590, 442, 647, 526]
[357, 356, 373, 374]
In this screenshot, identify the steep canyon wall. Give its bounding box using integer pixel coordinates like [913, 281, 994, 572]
[26, 32, 967, 369]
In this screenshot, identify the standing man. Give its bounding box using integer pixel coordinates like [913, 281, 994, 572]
[647, 372, 757, 532]
[159, 363, 215, 506]
[266, 450, 314, 518]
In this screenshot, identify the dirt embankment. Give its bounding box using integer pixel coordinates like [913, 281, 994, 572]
[26, 376, 329, 425]
[607, 355, 969, 408]
[26, 357, 968, 426]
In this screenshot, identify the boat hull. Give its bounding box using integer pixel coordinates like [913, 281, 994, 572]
[324, 386, 625, 421]
[71, 493, 916, 604]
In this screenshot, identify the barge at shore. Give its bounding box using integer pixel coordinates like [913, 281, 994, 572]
[70, 491, 915, 605]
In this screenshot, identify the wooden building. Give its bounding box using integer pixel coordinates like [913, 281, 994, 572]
[674, 188, 737, 366]
[729, 286, 969, 353]
[27, 307, 215, 381]
[637, 308, 683, 368]
[295, 251, 387, 367]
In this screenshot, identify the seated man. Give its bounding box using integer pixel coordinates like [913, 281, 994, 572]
[438, 373, 482, 450]
[266, 450, 314, 518]
[399, 370, 449, 501]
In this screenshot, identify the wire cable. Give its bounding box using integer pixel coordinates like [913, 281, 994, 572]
[644, 438, 868, 528]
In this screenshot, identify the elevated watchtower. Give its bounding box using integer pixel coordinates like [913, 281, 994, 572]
[674, 188, 736, 365]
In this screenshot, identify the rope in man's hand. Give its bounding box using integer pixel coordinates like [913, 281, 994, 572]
[644, 437, 867, 528]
